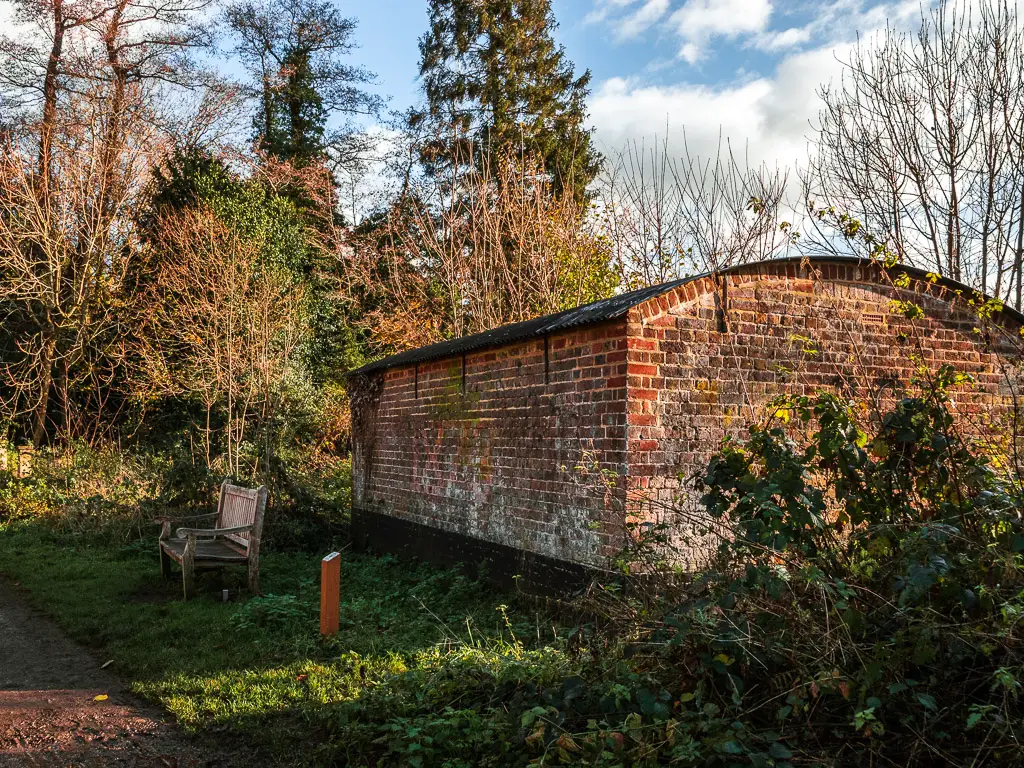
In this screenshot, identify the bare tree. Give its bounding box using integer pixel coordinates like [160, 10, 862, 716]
[806, 0, 1024, 306]
[139, 206, 307, 478]
[0, 0, 220, 444]
[349, 148, 617, 351]
[598, 132, 791, 289]
[0, 82, 160, 444]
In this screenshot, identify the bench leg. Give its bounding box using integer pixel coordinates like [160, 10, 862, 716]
[159, 546, 172, 580]
[182, 536, 196, 600]
[248, 559, 260, 596]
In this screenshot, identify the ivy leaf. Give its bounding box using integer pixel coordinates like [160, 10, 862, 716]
[916, 693, 937, 711]
[769, 742, 793, 759]
[720, 740, 745, 754]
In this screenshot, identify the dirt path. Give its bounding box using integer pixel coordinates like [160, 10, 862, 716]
[0, 581, 227, 768]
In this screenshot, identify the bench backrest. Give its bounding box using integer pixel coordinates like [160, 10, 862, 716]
[216, 481, 268, 552]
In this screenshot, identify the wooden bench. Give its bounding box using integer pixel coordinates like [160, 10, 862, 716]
[158, 481, 268, 600]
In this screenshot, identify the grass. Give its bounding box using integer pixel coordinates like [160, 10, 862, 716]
[0, 520, 548, 764]
[4, 382, 1024, 767]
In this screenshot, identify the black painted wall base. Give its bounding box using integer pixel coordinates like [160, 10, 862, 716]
[351, 507, 602, 596]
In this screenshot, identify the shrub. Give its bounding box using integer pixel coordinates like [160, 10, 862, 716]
[0, 442, 161, 538]
[311, 368, 1024, 767]
[597, 366, 1024, 766]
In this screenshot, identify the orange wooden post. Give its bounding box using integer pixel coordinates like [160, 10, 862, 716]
[320, 552, 341, 636]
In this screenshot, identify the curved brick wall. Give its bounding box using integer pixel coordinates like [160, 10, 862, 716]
[623, 259, 1023, 567]
[350, 258, 1024, 586]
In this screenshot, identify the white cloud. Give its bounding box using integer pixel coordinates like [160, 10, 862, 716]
[669, 0, 775, 62]
[616, 0, 672, 41]
[755, 25, 813, 51]
[585, 0, 643, 26]
[586, 0, 929, 62]
[587, 41, 850, 177]
[590, 75, 773, 152]
[745, 0, 922, 54]
[586, 0, 933, 172]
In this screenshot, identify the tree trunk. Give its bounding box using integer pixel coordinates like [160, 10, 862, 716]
[31, 337, 57, 447]
[38, 0, 66, 191]
[1016, 190, 1024, 311]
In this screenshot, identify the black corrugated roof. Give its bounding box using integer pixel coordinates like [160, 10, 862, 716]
[347, 256, 1024, 377]
[347, 278, 691, 376]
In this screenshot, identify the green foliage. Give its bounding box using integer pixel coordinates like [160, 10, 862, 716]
[550, 224, 620, 312]
[890, 299, 926, 320]
[0, 439, 351, 553]
[148, 148, 314, 276]
[415, 0, 601, 204]
[259, 46, 327, 166]
[0, 442, 166, 536]
[231, 592, 316, 632]
[673, 367, 1024, 764]
[3, 368, 1022, 766]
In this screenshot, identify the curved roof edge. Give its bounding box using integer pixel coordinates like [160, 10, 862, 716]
[347, 255, 1023, 378]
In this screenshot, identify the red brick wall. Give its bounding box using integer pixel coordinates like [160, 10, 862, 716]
[351, 319, 631, 567]
[352, 259, 1023, 575]
[624, 260, 1024, 566]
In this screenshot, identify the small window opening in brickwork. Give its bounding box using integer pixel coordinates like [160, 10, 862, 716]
[461, 354, 467, 395]
[862, 312, 884, 325]
[717, 279, 730, 333]
[414, 363, 419, 399]
[544, 335, 550, 384]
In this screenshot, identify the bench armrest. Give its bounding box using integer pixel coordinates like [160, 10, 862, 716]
[176, 524, 253, 539]
[154, 512, 217, 524]
[159, 512, 219, 541]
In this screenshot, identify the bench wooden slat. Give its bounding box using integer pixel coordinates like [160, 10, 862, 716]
[220, 490, 255, 547]
[161, 538, 248, 563]
[158, 480, 267, 599]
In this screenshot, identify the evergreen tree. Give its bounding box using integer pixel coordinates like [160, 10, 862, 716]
[227, 0, 379, 167]
[414, 0, 601, 204]
[258, 46, 328, 165]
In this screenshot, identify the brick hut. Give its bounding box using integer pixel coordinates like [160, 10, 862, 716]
[346, 256, 1023, 591]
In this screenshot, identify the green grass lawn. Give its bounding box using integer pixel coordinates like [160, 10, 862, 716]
[0, 521, 560, 765]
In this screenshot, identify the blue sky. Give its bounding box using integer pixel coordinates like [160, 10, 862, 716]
[345, 0, 839, 111]
[0, 0, 930, 175]
[342, 0, 926, 170]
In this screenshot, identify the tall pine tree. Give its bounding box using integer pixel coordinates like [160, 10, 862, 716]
[414, 0, 601, 204]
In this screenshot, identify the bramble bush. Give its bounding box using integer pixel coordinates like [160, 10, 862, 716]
[315, 366, 1024, 767]
[633, 365, 1024, 766]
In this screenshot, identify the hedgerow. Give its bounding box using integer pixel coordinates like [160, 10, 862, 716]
[314, 366, 1024, 767]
